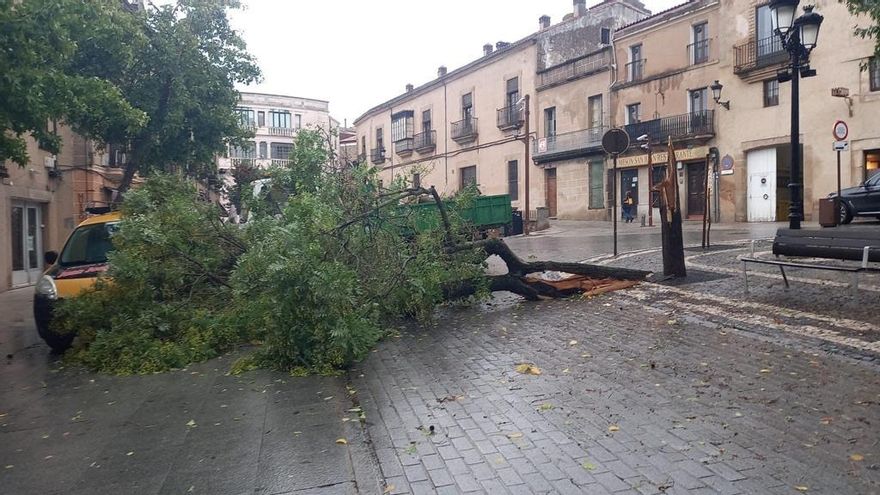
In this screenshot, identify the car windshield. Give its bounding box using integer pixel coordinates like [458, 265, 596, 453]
[59, 222, 120, 267]
[867, 174, 880, 188]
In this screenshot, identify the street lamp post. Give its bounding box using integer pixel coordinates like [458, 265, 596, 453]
[769, 0, 823, 230]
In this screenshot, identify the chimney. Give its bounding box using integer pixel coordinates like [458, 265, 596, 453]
[539, 15, 551, 30]
[573, 0, 586, 17]
[438, 66, 447, 78]
[483, 43, 494, 56]
[406, 83, 414, 92]
[495, 41, 510, 50]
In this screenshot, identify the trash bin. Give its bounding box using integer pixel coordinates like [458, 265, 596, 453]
[818, 197, 838, 227]
[507, 210, 523, 236]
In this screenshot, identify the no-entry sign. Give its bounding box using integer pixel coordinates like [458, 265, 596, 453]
[833, 120, 848, 141]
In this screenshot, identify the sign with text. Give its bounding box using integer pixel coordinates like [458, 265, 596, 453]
[833, 140, 849, 151]
[616, 146, 710, 167]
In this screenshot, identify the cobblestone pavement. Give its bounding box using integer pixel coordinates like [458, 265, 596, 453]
[352, 229, 880, 494]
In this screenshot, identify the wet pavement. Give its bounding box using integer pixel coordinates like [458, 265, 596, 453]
[0, 289, 381, 495]
[2, 219, 880, 494]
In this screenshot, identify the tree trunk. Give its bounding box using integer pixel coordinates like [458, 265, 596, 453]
[659, 204, 687, 277]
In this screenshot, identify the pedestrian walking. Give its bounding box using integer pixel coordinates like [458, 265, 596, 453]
[623, 191, 635, 223]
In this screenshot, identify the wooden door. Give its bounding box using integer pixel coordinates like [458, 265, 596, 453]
[687, 163, 706, 217]
[545, 168, 557, 217]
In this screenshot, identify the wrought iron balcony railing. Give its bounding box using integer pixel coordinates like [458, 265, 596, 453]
[395, 138, 414, 156]
[537, 51, 611, 89]
[733, 35, 786, 74]
[532, 126, 606, 163]
[688, 39, 710, 65]
[370, 147, 386, 164]
[626, 59, 645, 82]
[451, 117, 478, 143]
[496, 105, 524, 130]
[413, 130, 436, 152]
[622, 110, 715, 145]
[268, 127, 295, 137]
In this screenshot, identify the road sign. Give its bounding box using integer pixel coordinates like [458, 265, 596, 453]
[602, 128, 630, 155]
[832, 120, 848, 141]
[833, 140, 849, 151]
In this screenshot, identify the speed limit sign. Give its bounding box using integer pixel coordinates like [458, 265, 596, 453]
[833, 120, 848, 141]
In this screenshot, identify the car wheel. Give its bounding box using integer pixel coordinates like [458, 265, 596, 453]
[40, 331, 75, 354]
[839, 202, 853, 225]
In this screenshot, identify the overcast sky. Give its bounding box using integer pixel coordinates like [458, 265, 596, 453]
[229, 0, 683, 125]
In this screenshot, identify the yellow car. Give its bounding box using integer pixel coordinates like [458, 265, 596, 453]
[33, 211, 121, 352]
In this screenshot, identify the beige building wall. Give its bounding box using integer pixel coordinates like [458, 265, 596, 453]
[611, 0, 721, 222]
[1, 128, 80, 292]
[355, 41, 539, 214]
[714, 0, 880, 222]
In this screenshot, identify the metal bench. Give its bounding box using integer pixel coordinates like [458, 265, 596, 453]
[740, 228, 880, 294]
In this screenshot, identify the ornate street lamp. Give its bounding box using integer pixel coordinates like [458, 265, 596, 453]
[770, 1, 823, 229]
[709, 80, 730, 110]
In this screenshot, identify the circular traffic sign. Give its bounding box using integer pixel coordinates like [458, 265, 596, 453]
[832, 120, 848, 141]
[602, 128, 630, 155]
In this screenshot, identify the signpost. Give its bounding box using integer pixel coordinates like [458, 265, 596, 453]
[602, 128, 630, 257]
[833, 120, 849, 223]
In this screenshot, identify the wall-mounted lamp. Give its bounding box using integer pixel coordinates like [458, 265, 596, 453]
[710, 80, 730, 110]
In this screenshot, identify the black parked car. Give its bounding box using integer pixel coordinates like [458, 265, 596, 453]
[830, 173, 880, 224]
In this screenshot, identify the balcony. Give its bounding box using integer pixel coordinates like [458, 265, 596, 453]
[688, 39, 710, 65]
[395, 138, 414, 156]
[734, 35, 787, 75]
[496, 106, 524, 131]
[268, 127, 296, 137]
[626, 59, 645, 82]
[451, 117, 478, 143]
[370, 147, 386, 164]
[537, 51, 611, 89]
[532, 126, 606, 164]
[622, 110, 715, 145]
[413, 130, 436, 152]
[271, 159, 292, 167]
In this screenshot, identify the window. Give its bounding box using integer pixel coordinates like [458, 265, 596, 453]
[871, 57, 880, 92]
[361, 136, 366, 156]
[690, 88, 708, 114]
[271, 142, 293, 160]
[588, 94, 603, 129]
[763, 79, 779, 107]
[295, 114, 302, 129]
[391, 110, 414, 142]
[600, 27, 610, 45]
[755, 5, 783, 56]
[462, 93, 473, 120]
[259, 141, 267, 159]
[422, 110, 432, 131]
[508, 160, 519, 201]
[692, 22, 708, 64]
[629, 44, 643, 81]
[589, 161, 604, 209]
[236, 107, 255, 127]
[270, 110, 291, 128]
[412, 172, 421, 188]
[376, 128, 384, 151]
[506, 77, 519, 109]
[544, 107, 556, 137]
[231, 142, 256, 158]
[460, 165, 477, 188]
[626, 103, 640, 124]
[257, 111, 265, 127]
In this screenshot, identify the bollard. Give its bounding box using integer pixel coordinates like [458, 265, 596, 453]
[640, 213, 646, 227]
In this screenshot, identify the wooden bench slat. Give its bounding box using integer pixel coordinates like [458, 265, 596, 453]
[741, 257, 863, 272]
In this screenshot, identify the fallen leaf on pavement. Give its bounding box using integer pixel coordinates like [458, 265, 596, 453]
[795, 485, 809, 492]
[850, 454, 865, 462]
[186, 419, 197, 428]
[608, 425, 620, 432]
[820, 417, 833, 425]
[126, 452, 134, 456]
[515, 363, 542, 375]
[562, 368, 570, 374]
[335, 438, 348, 445]
[582, 460, 596, 471]
[759, 369, 771, 373]
[538, 403, 554, 411]
[507, 432, 523, 439]
[569, 340, 578, 346]
[383, 485, 395, 494]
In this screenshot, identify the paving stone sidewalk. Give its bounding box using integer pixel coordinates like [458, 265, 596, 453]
[352, 292, 880, 494]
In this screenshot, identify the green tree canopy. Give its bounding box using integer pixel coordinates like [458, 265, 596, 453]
[844, 0, 880, 58]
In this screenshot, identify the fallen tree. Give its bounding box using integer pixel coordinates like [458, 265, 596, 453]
[55, 130, 648, 374]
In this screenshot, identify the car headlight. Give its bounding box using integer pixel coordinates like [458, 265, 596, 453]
[35, 275, 58, 300]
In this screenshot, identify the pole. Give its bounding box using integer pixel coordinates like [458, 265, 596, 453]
[836, 148, 841, 225]
[647, 144, 653, 227]
[788, 44, 802, 230]
[702, 156, 709, 248]
[523, 94, 531, 235]
[613, 153, 618, 257]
